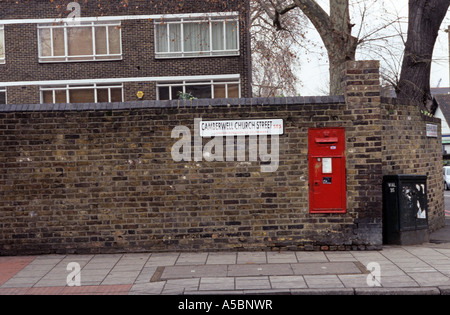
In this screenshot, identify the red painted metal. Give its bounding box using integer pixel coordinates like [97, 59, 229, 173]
[308, 128, 346, 214]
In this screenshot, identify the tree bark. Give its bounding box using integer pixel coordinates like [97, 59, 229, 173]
[270, 0, 358, 95]
[396, 0, 449, 108]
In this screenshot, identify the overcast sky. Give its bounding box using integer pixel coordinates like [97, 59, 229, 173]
[296, 0, 450, 96]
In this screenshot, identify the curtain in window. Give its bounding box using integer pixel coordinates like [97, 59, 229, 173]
[214, 85, 226, 98]
[155, 24, 168, 53]
[0, 28, 5, 60]
[211, 21, 224, 51]
[53, 28, 65, 57]
[95, 27, 108, 55]
[225, 21, 238, 50]
[184, 22, 210, 52]
[108, 26, 121, 55]
[97, 88, 109, 102]
[70, 89, 95, 103]
[38, 29, 52, 57]
[55, 90, 67, 103]
[42, 91, 53, 103]
[110, 88, 122, 102]
[169, 24, 182, 52]
[67, 27, 93, 57]
[228, 84, 239, 98]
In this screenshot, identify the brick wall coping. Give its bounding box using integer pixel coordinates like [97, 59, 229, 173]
[0, 96, 346, 112]
[0, 96, 440, 125]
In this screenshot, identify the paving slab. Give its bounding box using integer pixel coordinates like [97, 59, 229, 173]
[176, 253, 208, 265]
[199, 277, 235, 291]
[163, 278, 200, 294]
[228, 264, 293, 277]
[266, 252, 297, 264]
[303, 275, 344, 289]
[291, 262, 362, 275]
[269, 276, 307, 289]
[235, 276, 271, 290]
[206, 253, 237, 265]
[129, 282, 165, 295]
[295, 252, 328, 262]
[237, 252, 267, 264]
[161, 264, 228, 280]
[145, 253, 179, 267]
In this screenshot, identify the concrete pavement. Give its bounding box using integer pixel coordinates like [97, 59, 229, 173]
[1, 242, 450, 295]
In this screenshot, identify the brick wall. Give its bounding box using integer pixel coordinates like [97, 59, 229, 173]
[381, 98, 444, 232]
[0, 61, 444, 255]
[0, 0, 252, 103]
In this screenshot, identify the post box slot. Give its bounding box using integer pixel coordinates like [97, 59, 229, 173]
[315, 137, 338, 144]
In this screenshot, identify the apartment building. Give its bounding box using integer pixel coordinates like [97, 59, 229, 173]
[0, 0, 251, 105]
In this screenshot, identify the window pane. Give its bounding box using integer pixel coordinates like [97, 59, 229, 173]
[95, 26, 107, 55]
[70, 89, 95, 103]
[155, 24, 168, 53]
[110, 88, 122, 102]
[211, 21, 224, 51]
[214, 85, 226, 98]
[39, 28, 52, 57]
[0, 91, 6, 104]
[225, 21, 238, 50]
[42, 90, 53, 103]
[108, 25, 121, 55]
[158, 87, 170, 100]
[97, 88, 109, 102]
[186, 85, 211, 99]
[0, 28, 4, 60]
[55, 90, 67, 103]
[184, 22, 210, 52]
[67, 27, 93, 57]
[49, 28, 64, 57]
[169, 24, 182, 52]
[172, 86, 184, 99]
[228, 84, 239, 98]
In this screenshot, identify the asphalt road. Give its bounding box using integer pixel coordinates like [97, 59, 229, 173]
[445, 190, 450, 216]
[429, 190, 450, 243]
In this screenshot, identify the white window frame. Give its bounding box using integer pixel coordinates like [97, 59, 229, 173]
[0, 87, 6, 104]
[154, 17, 240, 59]
[37, 21, 122, 63]
[40, 83, 124, 104]
[156, 79, 241, 100]
[0, 25, 5, 64]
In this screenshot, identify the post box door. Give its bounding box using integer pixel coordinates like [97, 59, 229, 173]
[308, 128, 346, 214]
[309, 156, 346, 213]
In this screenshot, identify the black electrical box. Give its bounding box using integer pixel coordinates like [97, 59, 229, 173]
[382, 175, 429, 245]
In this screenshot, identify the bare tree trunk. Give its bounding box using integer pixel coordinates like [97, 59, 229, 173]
[328, 0, 358, 94]
[396, 0, 449, 108]
[267, 0, 357, 95]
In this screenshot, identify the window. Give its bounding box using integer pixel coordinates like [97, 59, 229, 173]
[0, 87, 6, 105]
[0, 25, 5, 64]
[40, 84, 123, 103]
[155, 17, 239, 58]
[38, 21, 122, 62]
[157, 79, 240, 100]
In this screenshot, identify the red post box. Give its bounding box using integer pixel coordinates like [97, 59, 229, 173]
[308, 128, 346, 214]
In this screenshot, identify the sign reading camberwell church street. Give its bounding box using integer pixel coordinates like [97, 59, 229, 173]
[200, 119, 284, 137]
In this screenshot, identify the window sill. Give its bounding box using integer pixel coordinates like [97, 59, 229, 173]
[38, 57, 123, 64]
[155, 52, 240, 60]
